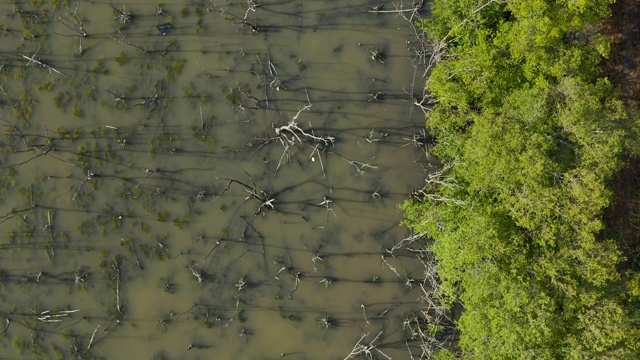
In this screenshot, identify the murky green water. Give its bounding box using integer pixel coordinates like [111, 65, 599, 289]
[0, 1, 437, 359]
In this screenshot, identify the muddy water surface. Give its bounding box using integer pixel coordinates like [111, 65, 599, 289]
[0, 1, 435, 359]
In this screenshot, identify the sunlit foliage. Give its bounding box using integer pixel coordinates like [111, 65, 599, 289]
[404, 0, 640, 358]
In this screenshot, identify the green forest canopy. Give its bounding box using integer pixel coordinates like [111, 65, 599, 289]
[402, 0, 640, 358]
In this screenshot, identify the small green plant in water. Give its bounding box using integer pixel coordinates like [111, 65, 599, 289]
[72, 104, 84, 118]
[156, 211, 169, 222]
[53, 91, 71, 110]
[112, 215, 122, 229]
[92, 59, 104, 73]
[37, 81, 55, 91]
[173, 217, 189, 229]
[115, 52, 128, 66]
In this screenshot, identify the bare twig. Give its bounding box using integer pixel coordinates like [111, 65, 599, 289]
[112, 259, 122, 319]
[110, 31, 148, 53]
[271, 105, 336, 174]
[72, 170, 94, 201]
[216, 172, 275, 215]
[0, 318, 9, 336]
[311, 253, 323, 272]
[381, 255, 401, 277]
[110, 4, 133, 24]
[361, 304, 370, 326]
[411, 163, 466, 206]
[306, 144, 326, 178]
[87, 324, 100, 350]
[134, 168, 155, 189]
[274, 260, 301, 299]
[53, 4, 87, 38]
[188, 266, 204, 286]
[225, 299, 241, 327]
[330, 152, 378, 176]
[36, 309, 80, 323]
[317, 196, 336, 220]
[368, 46, 386, 64]
[344, 331, 391, 360]
[240, 215, 266, 263]
[288, 271, 300, 299]
[105, 88, 129, 108]
[0, 205, 37, 225]
[21, 46, 65, 76]
[362, 1, 426, 21]
[244, 0, 261, 19]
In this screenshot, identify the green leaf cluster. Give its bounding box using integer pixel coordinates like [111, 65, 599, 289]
[404, 0, 640, 358]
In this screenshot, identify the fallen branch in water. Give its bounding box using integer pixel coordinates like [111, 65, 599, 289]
[110, 31, 148, 54]
[72, 169, 94, 201]
[329, 152, 378, 176]
[216, 171, 275, 215]
[36, 309, 80, 323]
[344, 331, 391, 360]
[21, 46, 65, 76]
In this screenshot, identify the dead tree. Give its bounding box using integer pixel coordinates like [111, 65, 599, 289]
[21, 46, 65, 76]
[216, 171, 275, 215]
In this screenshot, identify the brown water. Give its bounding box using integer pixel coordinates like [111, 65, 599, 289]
[0, 1, 436, 359]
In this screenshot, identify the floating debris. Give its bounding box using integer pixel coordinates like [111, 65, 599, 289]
[157, 23, 175, 35]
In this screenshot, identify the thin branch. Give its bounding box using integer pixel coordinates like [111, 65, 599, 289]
[21, 46, 66, 76]
[72, 170, 94, 201]
[87, 324, 100, 350]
